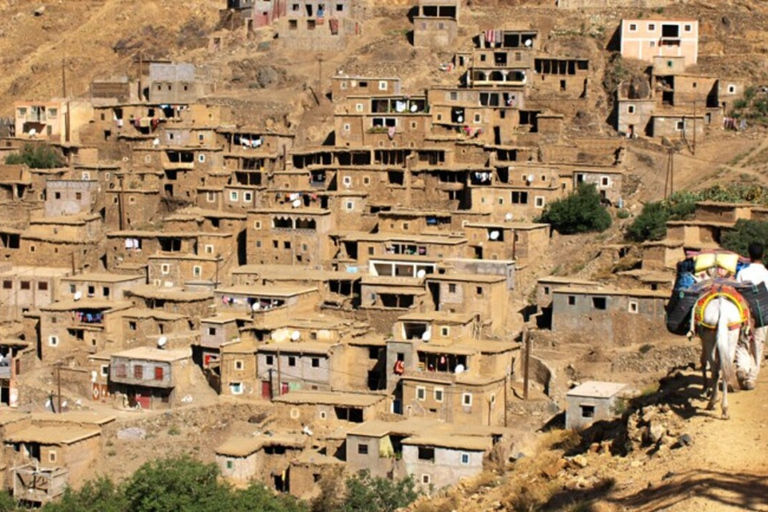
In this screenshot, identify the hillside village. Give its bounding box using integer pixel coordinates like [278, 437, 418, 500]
[0, 0, 766, 509]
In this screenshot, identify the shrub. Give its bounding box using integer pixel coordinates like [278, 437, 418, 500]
[537, 184, 611, 234]
[721, 219, 768, 259]
[617, 209, 630, 219]
[627, 202, 668, 241]
[5, 143, 65, 168]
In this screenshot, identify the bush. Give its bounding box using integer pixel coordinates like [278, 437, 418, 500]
[627, 202, 668, 241]
[617, 209, 630, 219]
[537, 183, 611, 234]
[721, 219, 768, 259]
[312, 470, 420, 512]
[5, 143, 65, 168]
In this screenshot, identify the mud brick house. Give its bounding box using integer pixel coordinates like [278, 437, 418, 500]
[211, 337, 258, 396]
[439, 258, 516, 290]
[394, 311, 481, 343]
[568, 166, 625, 205]
[216, 433, 307, 489]
[120, 308, 191, 348]
[529, 56, 591, 103]
[276, 0, 361, 51]
[58, 273, 145, 303]
[288, 449, 345, 499]
[215, 284, 320, 322]
[16, 214, 103, 271]
[44, 180, 100, 217]
[412, 0, 459, 48]
[272, 390, 387, 425]
[257, 341, 342, 395]
[0, 339, 34, 407]
[346, 418, 513, 490]
[620, 19, 698, 66]
[463, 222, 549, 264]
[147, 253, 224, 288]
[246, 208, 335, 266]
[38, 299, 132, 363]
[231, 264, 361, 309]
[551, 287, 668, 345]
[535, 276, 600, 310]
[108, 347, 195, 410]
[335, 94, 431, 148]
[0, 266, 69, 321]
[123, 285, 213, 328]
[424, 273, 509, 335]
[566, 381, 629, 430]
[331, 76, 402, 102]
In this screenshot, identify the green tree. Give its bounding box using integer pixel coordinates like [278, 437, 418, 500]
[721, 219, 768, 259]
[341, 471, 420, 512]
[230, 483, 306, 512]
[5, 143, 65, 169]
[627, 201, 669, 241]
[42, 477, 126, 512]
[0, 491, 19, 512]
[538, 183, 611, 234]
[123, 455, 232, 512]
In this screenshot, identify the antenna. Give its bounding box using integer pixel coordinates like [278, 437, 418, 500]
[157, 336, 167, 349]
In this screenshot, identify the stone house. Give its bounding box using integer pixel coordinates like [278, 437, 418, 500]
[246, 208, 335, 266]
[275, 0, 361, 51]
[214, 284, 320, 327]
[257, 341, 340, 396]
[123, 285, 213, 329]
[108, 347, 194, 410]
[334, 94, 431, 148]
[424, 273, 509, 335]
[15, 214, 103, 271]
[566, 381, 629, 430]
[0, 339, 34, 407]
[58, 273, 145, 302]
[463, 222, 549, 264]
[147, 253, 224, 288]
[213, 337, 258, 397]
[216, 433, 307, 490]
[44, 180, 100, 217]
[120, 308, 191, 348]
[535, 276, 599, 310]
[148, 63, 212, 104]
[551, 287, 668, 345]
[272, 390, 386, 425]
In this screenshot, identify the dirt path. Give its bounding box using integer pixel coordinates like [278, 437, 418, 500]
[616, 366, 768, 511]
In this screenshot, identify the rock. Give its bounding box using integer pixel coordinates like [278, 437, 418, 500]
[571, 455, 588, 468]
[117, 427, 146, 440]
[647, 422, 665, 444]
[677, 433, 693, 447]
[662, 471, 675, 480]
[541, 458, 566, 479]
[34, 6, 45, 16]
[660, 435, 677, 447]
[589, 442, 600, 453]
[630, 459, 642, 468]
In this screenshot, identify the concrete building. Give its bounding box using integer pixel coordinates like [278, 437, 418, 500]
[566, 381, 629, 430]
[620, 19, 698, 66]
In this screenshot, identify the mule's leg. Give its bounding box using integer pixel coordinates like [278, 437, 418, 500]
[707, 353, 719, 411]
[721, 361, 729, 420]
[701, 344, 709, 394]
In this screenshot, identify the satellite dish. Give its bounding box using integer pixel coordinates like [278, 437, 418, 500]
[152, 138, 160, 146]
[524, 39, 532, 47]
[455, 364, 465, 374]
[28, 128, 36, 136]
[157, 336, 168, 348]
[457, 115, 464, 123]
[252, 302, 261, 311]
[292, 199, 301, 208]
[91, 370, 97, 382]
[527, 174, 534, 183]
[410, 104, 418, 112]
[421, 330, 431, 341]
[73, 291, 82, 301]
[490, 230, 500, 240]
[505, 213, 513, 221]
[291, 330, 301, 341]
[416, 269, 426, 279]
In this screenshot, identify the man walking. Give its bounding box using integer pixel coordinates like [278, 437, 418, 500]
[736, 242, 768, 389]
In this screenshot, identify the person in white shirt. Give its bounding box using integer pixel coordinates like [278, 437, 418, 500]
[735, 242, 768, 389]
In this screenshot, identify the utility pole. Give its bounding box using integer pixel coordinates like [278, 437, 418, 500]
[214, 255, 221, 286]
[117, 175, 126, 231]
[664, 148, 675, 199]
[61, 57, 67, 98]
[692, 97, 697, 155]
[56, 362, 62, 414]
[316, 55, 324, 99]
[276, 345, 282, 397]
[70, 251, 76, 275]
[138, 51, 143, 102]
[523, 328, 531, 401]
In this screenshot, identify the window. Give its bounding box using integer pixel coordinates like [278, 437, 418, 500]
[363, 177, 371, 185]
[434, 388, 444, 402]
[684, 24, 692, 32]
[476, 286, 484, 296]
[648, 23, 656, 31]
[460, 452, 470, 465]
[288, 356, 296, 367]
[592, 297, 607, 310]
[581, 404, 595, 418]
[205, 244, 214, 254]
[627, 105, 635, 114]
[534, 196, 546, 208]
[448, 283, 457, 293]
[154, 366, 164, 380]
[193, 266, 202, 278]
[103, 287, 110, 297]
[511, 191, 529, 204]
[100, 365, 109, 377]
[378, 81, 388, 91]
[418, 447, 435, 461]
[422, 474, 431, 484]
[441, 327, 449, 337]
[462, 393, 472, 406]
[75, 192, 82, 200]
[20, 281, 30, 290]
[198, 154, 206, 163]
[49, 451, 57, 463]
[311, 358, 320, 368]
[568, 295, 576, 306]
[307, 19, 316, 30]
[161, 264, 170, 275]
[343, 176, 352, 186]
[403, 222, 410, 230]
[134, 365, 144, 379]
[254, 221, 262, 230]
[208, 327, 217, 336]
[416, 386, 426, 401]
[345, 200, 354, 211]
[473, 113, 481, 123]
[129, 321, 137, 331]
[48, 336, 59, 347]
[289, 19, 297, 29]
[2, 281, 11, 289]
[358, 443, 369, 455]
[226, 460, 234, 470]
[243, 191, 253, 202]
[230, 382, 243, 394]
[340, 81, 347, 90]
[728, 85, 736, 94]
[230, 191, 239, 201]
[235, 360, 244, 370]
[628, 23, 637, 31]
[343, 123, 350, 131]
[601, 176, 610, 187]
[265, 355, 274, 365]
[628, 300, 639, 314]
[355, 103, 364, 112]
[676, 120, 685, 131]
